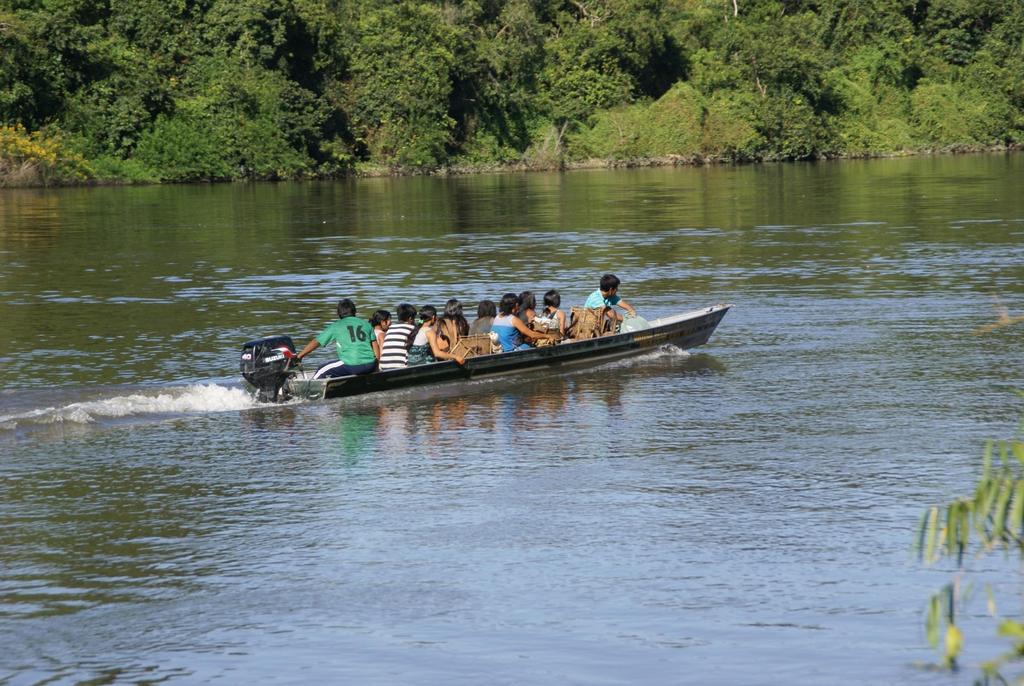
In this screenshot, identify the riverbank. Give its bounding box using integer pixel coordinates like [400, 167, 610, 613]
[408, 143, 1022, 178]
[2, 142, 1020, 189]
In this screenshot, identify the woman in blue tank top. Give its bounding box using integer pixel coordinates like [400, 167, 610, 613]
[491, 292, 557, 352]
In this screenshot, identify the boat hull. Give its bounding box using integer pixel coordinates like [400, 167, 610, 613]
[279, 304, 730, 401]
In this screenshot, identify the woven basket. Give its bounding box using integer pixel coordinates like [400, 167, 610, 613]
[530, 317, 564, 346]
[568, 307, 608, 339]
[450, 334, 495, 358]
[531, 317, 559, 334]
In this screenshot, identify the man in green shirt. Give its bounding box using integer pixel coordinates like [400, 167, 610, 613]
[296, 298, 380, 379]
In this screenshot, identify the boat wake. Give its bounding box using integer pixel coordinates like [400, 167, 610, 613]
[595, 344, 691, 370]
[0, 384, 258, 437]
[1, 347, 706, 439]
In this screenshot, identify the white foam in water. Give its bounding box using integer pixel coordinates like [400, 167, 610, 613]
[2, 349, 692, 431]
[0, 384, 258, 431]
[596, 344, 690, 371]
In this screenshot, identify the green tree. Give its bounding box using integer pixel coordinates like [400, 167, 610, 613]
[343, 2, 459, 167]
[539, 0, 681, 156]
[701, 89, 762, 159]
[0, 10, 65, 128]
[910, 79, 1010, 147]
[456, 0, 547, 159]
[61, 41, 173, 157]
[134, 113, 231, 182]
[172, 55, 326, 179]
[921, 0, 1003, 69]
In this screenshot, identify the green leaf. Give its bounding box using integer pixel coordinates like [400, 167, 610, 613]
[916, 510, 929, 556]
[1011, 480, 1024, 540]
[926, 593, 941, 648]
[998, 619, 1024, 639]
[976, 479, 998, 537]
[958, 501, 970, 563]
[945, 500, 958, 556]
[945, 583, 955, 625]
[924, 506, 939, 563]
[993, 480, 1013, 544]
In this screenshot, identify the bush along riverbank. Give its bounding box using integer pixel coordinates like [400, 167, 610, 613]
[3, 0, 1024, 187]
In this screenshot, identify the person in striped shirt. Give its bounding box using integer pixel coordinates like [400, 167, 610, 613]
[378, 303, 418, 371]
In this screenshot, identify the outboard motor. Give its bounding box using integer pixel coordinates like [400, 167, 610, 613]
[240, 335, 297, 402]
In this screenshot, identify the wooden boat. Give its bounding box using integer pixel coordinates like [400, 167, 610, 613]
[242, 304, 731, 402]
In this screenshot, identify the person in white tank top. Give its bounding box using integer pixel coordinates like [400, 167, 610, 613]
[406, 305, 466, 366]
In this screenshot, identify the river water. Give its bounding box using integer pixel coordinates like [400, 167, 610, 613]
[1, 155, 1022, 684]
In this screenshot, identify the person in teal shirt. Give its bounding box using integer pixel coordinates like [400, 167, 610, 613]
[296, 298, 380, 379]
[584, 274, 636, 327]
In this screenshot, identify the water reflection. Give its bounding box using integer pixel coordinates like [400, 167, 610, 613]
[331, 349, 727, 462]
[330, 411, 379, 463]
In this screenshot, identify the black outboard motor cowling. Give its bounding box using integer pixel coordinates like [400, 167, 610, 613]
[240, 335, 297, 402]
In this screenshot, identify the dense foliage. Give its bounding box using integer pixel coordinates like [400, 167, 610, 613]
[1, 0, 1022, 184]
